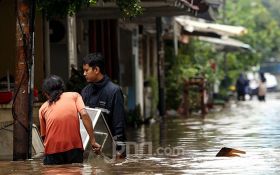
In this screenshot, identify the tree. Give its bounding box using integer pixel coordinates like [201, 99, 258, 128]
[165, 0, 280, 110]
[165, 40, 220, 109]
[224, 0, 280, 65]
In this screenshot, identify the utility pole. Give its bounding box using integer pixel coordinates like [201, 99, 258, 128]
[13, 0, 35, 160]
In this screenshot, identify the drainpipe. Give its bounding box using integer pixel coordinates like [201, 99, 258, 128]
[27, 0, 36, 159]
[156, 17, 165, 117]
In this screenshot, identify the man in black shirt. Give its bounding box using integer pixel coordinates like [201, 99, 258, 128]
[81, 53, 126, 159]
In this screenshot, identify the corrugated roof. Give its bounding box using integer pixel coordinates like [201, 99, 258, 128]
[198, 36, 251, 50]
[175, 16, 247, 37]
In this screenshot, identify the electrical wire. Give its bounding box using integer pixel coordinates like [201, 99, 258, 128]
[0, 122, 14, 131]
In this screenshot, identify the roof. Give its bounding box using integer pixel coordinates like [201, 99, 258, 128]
[78, 0, 223, 19]
[198, 36, 251, 50]
[175, 16, 247, 37]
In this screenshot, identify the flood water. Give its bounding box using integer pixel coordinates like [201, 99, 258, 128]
[2, 93, 280, 174]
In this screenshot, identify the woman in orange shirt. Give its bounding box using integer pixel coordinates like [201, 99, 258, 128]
[39, 75, 100, 165]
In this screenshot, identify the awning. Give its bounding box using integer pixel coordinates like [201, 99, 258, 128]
[198, 36, 251, 50]
[175, 16, 247, 37]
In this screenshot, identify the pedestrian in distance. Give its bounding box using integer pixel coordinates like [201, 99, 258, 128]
[81, 53, 127, 159]
[235, 73, 249, 101]
[39, 75, 100, 165]
[258, 72, 267, 102]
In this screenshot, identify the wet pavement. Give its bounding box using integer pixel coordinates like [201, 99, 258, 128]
[1, 92, 280, 174]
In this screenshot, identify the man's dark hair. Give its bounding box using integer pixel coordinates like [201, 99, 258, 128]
[82, 53, 106, 74]
[42, 75, 65, 104]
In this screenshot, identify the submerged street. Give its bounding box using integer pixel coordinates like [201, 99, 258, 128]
[2, 0, 280, 174]
[1, 93, 280, 174]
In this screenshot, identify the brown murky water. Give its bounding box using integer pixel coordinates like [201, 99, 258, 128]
[2, 93, 280, 174]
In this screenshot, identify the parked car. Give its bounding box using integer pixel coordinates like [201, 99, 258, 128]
[247, 72, 278, 98]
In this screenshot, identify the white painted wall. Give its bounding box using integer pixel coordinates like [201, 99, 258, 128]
[44, 19, 50, 76]
[67, 15, 78, 73]
[132, 28, 144, 116]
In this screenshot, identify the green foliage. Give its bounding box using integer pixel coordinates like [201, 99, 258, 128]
[224, 0, 280, 63]
[116, 0, 142, 18]
[165, 44, 186, 109]
[188, 87, 202, 112]
[37, 0, 96, 18]
[165, 39, 222, 109]
[195, 0, 280, 87]
[147, 76, 158, 117]
[164, 20, 275, 109]
[37, 0, 142, 18]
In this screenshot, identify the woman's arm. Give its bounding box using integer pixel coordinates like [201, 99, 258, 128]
[79, 109, 101, 152]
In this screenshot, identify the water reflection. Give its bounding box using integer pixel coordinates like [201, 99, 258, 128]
[42, 164, 97, 175]
[2, 94, 280, 174]
[0, 161, 97, 175]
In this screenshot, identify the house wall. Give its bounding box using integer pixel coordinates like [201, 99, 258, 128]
[151, 37, 158, 78]
[88, 19, 119, 82]
[142, 34, 158, 118]
[0, 0, 44, 91]
[34, 13, 45, 90]
[118, 22, 159, 118]
[0, 103, 41, 160]
[67, 16, 78, 75]
[49, 18, 69, 82]
[143, 35, 151, 119]
[118, 24, 144, 116]
[75, 13, 161, 119]
[76, 18, 89, 67]
[0, 0, 16, 80]
[119, 28, 133, 87]
[132, 27, 144, 116]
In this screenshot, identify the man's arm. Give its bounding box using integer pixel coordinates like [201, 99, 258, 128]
[112, 89, 126, 142]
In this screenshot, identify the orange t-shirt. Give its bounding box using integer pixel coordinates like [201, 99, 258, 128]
[39, 92, 85, 155]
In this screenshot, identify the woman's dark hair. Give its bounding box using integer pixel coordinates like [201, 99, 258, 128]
[260, 72, 266, 83]
[42, 75, 65, 104]
[82, 52, 106, 74]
